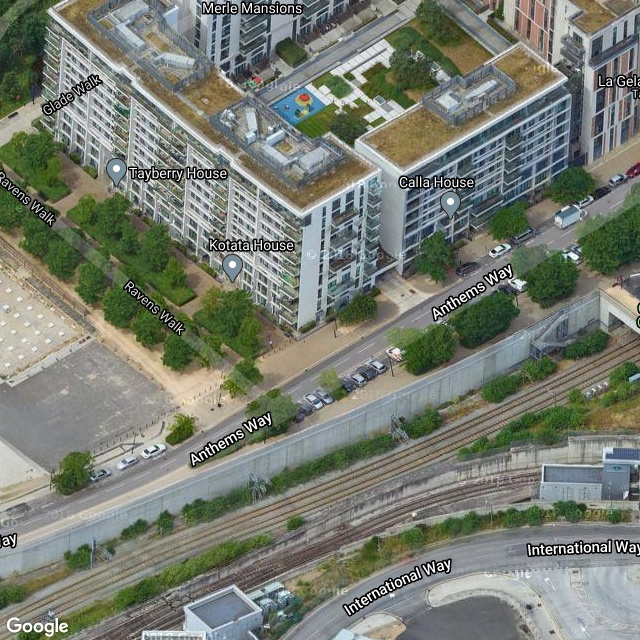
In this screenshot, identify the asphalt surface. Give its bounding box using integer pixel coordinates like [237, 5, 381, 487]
[288, 524, 640, 640]
[6, 175, 640, 540]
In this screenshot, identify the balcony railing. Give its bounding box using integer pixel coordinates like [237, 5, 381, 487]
[331, 228, 358, 247]
[331, 207, 359, 227]
[560, 34, 585, 68]
[329, 253, 356, 272]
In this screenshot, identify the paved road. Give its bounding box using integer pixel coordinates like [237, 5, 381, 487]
[258, 0, 510, 105]
[7, 174, 639, 543]
[287, 524, 640, 640]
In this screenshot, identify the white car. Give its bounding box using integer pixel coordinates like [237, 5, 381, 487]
[303, 393, 324, 410]
[368, 359, 388, 374]
[385, 347, 405, 363]
[562, 250, 582, 265]
[489, 243, 512, 259]
[116, 455, 138, 470]
[90, 468, 112, 483]
[575, 195, 594, 208]
[141, 443, 167, 459]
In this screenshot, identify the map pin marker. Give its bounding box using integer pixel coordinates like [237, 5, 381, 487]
[106, 158, 127, 187]
[440, 191, 461, 219]
[222, 254, 243, 283]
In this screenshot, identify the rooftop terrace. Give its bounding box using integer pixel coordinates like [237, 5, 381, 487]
[56, 0, 373, 210]
[361, 45, 564, 169]
[570, 0, 635, 34]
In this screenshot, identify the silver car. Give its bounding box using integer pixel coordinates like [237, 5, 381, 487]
[315, 388, 335, 404]
[303, 393, 324, 410]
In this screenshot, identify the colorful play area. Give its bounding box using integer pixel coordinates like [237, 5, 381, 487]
[272, 87, 327, 125]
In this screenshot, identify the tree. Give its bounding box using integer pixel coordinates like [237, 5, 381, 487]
[199, 288, 254, 338]
[20, 216, 51, 257]
[164, 256, 188, 288]
[246, 389, 297, 437]
[236, 315, 262, 356]
[52, 451, 92, 495]
[72, 195, 97, 226]
[231, 358, 263, 386]
[526, 253, 578, 308]
[95, 195, 128, 240]
[404, 324, 456, 375]
[118, 221, 139, 255]
[0, 70, 20, 103]
[162, 333, 196, 370]
[389, 47, 433, 90]
[102, 286, 140, 328]
[132, 310, 166, 347]
[450, 291, 520, 349]
[414, 231, 454, 283]
[23, 132, 56, 172]
[0, 190, 26, 230]
[156, 510, 174, 535]
[546, 167, 596, 204]
[45, 238, 81, 280]
[416, 0, 460, 45]
[511, 245, 548, 277]
[140, 224, 172, 272]
[76, 262, 108, 304]
[331, 109, 368, 145]
[318, 368, 343, 395]
[489, 202, 529, 240]
[165, 413, 197, 444]
[337, 293, 377, 325]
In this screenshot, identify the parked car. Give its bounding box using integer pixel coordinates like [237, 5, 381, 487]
[315, 388, 335, 404]
[297, 400, 315, 415]
[141, 443, 167, 459]
[385, 347, 405, 363]
[592, 186, 610, 200]
[340, 377, 356, 393]
[489, 243, 512, 258]
[455, 261, 480, 276]
[575, 195, 594, 208]
[609, 173, 628, 187]
[349, 372, 367, 387]
[295, 409, 306, 424]
[497, 284, 516, 296]
[303, 393, 324, 410]
[358, 365, 378, 381]
[561, 250, 582, 265]
[568, 243, 582, 255]
[116, 455, 138, 470]
[367, 359, 387, 374]
[510, 227, 537, 246]
[627, 162, 640, 178]
[90, 468, 112, 483]
[509, 278, 528, 293]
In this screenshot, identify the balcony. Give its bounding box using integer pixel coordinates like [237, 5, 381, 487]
[280, 298, 299, 314]
[472, 193, 503, 216]
[332, 206, 359, 227]
[281, 276, 299, 299]
[329, 253, 356, 272]
[363, 262, 377, 278]
[560, 35, 585, 68]
[328, 277, 355, 299]
[368, 191, 381, 206]
[505, 132, 522, 151]
[331, 228, 357, 247]
[239, 32, 267, 49]
[589, 33, 637, 69]
[458, 160, 473, 176]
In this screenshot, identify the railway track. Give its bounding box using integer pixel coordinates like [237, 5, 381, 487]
[3, 335, 637, 638]
[78, 471, 540, 639]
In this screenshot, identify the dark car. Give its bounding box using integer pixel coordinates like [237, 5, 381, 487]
[297, 401, 315, 416]
[510, 227, 537, 246]
[341, 377, 356, 393]
[358, 365, 378, 381]
[592, 186, 610, 200]
[497, 284, 516, 296]
[295, 409, 306, 423]
[455, 261, 480, 277]
[627, 162, 640, 178]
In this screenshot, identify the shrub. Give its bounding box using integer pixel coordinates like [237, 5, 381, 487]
[503, 507, 524, 528]
[403, 406, 442, 438]
[609, 362, 640, 387]
[520, 356, 557, 381]
[344, 71, 355, 81]
[481, 374, 522, 403]
[121, 518, 149, 539]
[287, 515, 305, 530]
[568, 388, 585, 404]
[0, 584, 28, 609]
[83, 165, 98, 178]
[157, 510, 174, 535]
[299, 320, 316, 333]
[275, 38, 307, 66]
[607, 509, 622, 524]
[523, 505, 544, 526]
[166, 413, 196, 445]
[64, 544, 93, 570]
[338, 294, 377, 325]
[563, 329, 609, 359]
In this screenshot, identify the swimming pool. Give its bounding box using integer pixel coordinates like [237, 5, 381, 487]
[272, 88, 327, 125]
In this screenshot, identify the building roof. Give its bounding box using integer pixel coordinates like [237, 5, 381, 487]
[360, 45, 564, 170]
[55, 0, 374, 211]
[603, 447, 640, 462]
[185, 586, 260, 631]
[569, 0, 635, 34]
[542, 464, 603, 484]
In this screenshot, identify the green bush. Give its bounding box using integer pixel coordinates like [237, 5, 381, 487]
[361, 63, 415, 109]
[121, 518, 149, 540]
[83, 165, 98, 178]
[503, 507, 524, 528]
[523, 505, 544, 526]
[607, 509, 622, 524]
[344, 71, 355, 81]
[337, 294, 377, 325]
[64, 544, 92, 570]
[157, 510, 174, 535]
[287, 515, 305, 530]
[481, 374, 522, 403]
[563, 329, 609, 359]
[114, 577, 162, 611]
[275, 38, 307, 66]
[609, 362, 640, 387]
[165, 413, 197, 445]
[69, 152, 82, 165]
[521, 356, 557, 381]
[299, 320, 316, 333]
[0, 583, 28, 609]
[568, 388, 585, 404]
[402, 406, 442, 438]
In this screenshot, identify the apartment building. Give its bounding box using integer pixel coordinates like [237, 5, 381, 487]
[43, 0, 383, 331]
[504, 0, 640, 162]
[355, 45, 571, 275]
[174, 0, 345, 75]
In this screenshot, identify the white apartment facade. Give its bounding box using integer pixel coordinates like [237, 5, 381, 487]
[355, 45, 571, 275]
[504, 0, 640, 163]
[43, 0, 382, 332]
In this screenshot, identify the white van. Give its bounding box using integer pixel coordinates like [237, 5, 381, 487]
[509, 278, 528, 293]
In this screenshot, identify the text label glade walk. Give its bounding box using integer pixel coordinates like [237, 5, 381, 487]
[189, 411, 272, 467]
[0, 170, 56, 226]
[41, 74, 103, 115]
[123, 280, 185, 335]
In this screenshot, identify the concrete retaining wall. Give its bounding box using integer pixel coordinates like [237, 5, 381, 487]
[0, 292, 615, 575]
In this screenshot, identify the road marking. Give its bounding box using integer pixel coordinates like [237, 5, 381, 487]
[289, 383, 302, 394]
[356, 342, 374, 354]
[612, 199, 623, 206]
[104, 485, 120, 493]
[42, 502, 54, 508]
[335, 356, 349, 366]
[138, 470, 152, 478]
[561, 229, 574, 236]
[414, 309, 431, 321]
[77, 496, 93, 504]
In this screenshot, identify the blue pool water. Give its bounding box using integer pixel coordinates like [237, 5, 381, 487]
[272, 88, 327, 125]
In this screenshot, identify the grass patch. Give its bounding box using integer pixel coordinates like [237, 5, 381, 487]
[361, 63, 415, 109]
[313, 71, 334, 88]
[386, 26, 461, 77]
[0, 140, 70, 202]
[370, 116, 386, 127]
[276, 38, 308, 67]
[295, 103, 338, 138]
[488, 16, 519, 44]
[313, 72, 352, 98]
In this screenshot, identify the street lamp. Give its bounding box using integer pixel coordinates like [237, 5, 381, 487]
[388, 355, 395, 377]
